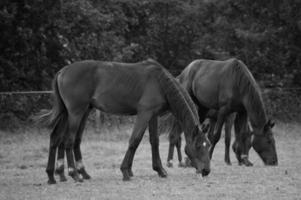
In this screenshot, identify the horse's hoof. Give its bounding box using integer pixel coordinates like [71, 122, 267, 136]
[47, 179, 56, 185]
[157, 168, 168, 178]
[244, 160, 253, 167]
[225, 160, 232, 166]
[178, 162, 186, 168]
[121, 169, 131, 181]
[184, 157, 192, 167]
[81, 173, 91, 180]
[123, 176, 131, 181]
[73, 176, 83, 183]
[122, 173, 131, 181]
[59, 174, 67, 182]
[128, 169, 134, 177]
[69, 171, 83, 183]
[167, 161, 173, 168]
[55, 167, 64, 175]
[78, 168, 91, 180]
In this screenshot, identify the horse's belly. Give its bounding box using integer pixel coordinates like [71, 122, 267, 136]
[92, 93, 139, 115]
[195, 92, 219, 109]
[193, 81, 220, 109]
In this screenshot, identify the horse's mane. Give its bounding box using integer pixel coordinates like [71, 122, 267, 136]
[231, 59, 267, 128]
[150, 61, 199, 137]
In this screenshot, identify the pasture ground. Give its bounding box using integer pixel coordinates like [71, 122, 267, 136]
[0, 122, 300, 200]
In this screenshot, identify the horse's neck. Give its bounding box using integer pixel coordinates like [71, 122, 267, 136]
[158, 68, 199, 142]
[243, 91, 267, 130]
[181, 117, 197, 143]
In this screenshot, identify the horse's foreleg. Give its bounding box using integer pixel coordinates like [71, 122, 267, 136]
[175, 137, 185, 167]
[167, 120, 183, 167]
[167, 142, 175, 168]
[74, 110, 91, 180]
[149, 116, 167, 177]
[224, 115, 234, 165]
[234, 111, 253, 166]
[55, 142, 67, 182]
[120, 111, 152, 181]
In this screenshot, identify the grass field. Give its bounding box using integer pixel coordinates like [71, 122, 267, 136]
[0, 122, 300, 200]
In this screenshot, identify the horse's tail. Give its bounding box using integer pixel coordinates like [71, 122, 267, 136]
[35, 72, 67, 128]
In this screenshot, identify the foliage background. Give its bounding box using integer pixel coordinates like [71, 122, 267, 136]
[0, 0, 300, 128]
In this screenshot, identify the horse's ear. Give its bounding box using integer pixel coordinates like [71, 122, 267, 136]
[200, 118, 211, 133]
[267, 119, 275, 128]
[269, 120, 275, 128]
[264, 119, 275, 131]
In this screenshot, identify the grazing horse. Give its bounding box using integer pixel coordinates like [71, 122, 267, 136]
[166, 112, 253, 167]
[167, 58, 277, 166]
[39, 59, 211, 184]
[207, 112, 253, 166]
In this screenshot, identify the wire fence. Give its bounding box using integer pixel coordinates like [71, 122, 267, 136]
[1, 87, 301, 130]
[0, 91, 52, 95]
[1, 87, 301, 95]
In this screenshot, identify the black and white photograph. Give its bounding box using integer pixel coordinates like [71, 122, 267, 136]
[0, 0, 300, 199]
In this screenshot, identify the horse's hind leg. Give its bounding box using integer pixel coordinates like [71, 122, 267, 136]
[46, 135, 58, 184]
[46, 121, 64, 184]
[149, 116, 167, 178]
[55, 142, 67, 182]
[120, 111, 153, 181]
[65, 111, 86, 182]
[74, 109, 91, 180]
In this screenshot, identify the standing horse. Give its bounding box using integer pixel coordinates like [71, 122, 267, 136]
[39, 59, 211, 184]
[168, 58, 277, 166]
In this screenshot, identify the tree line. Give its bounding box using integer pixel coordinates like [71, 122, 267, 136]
[1, 0, 300, 91]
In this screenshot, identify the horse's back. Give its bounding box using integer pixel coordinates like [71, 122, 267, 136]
[183, 58, 243, 109]
[57, 60, 166, 115]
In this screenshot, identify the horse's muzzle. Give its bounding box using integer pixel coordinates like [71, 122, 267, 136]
[202, 169, 210, 177]
[265, 159, 278, 166]
[196, 168, 210, 177]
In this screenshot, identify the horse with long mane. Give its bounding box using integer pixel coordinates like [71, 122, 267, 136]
[168, 58, 277, 166]
[38, 59, 211, 184]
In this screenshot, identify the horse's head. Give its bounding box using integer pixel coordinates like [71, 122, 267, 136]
[184, 125, 211, 177]
[252, 119, 278, 166]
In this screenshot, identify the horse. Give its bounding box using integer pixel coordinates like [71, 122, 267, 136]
[167, 58, 277, 166]
[38, 59, 211, 184]
[166, 112, 253, 167]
